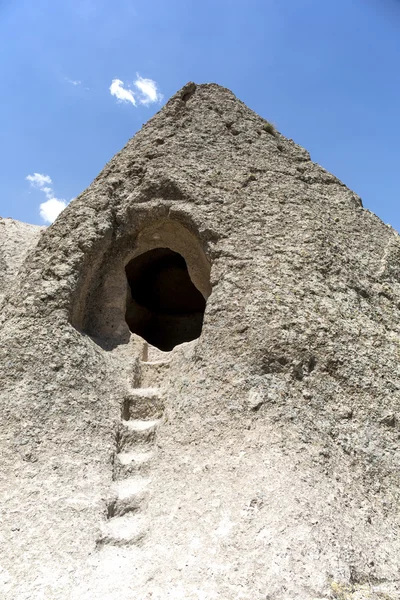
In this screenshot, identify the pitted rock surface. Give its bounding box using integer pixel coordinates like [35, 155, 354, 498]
[1, 83, 400, 600]
[0, 217, 44, 306]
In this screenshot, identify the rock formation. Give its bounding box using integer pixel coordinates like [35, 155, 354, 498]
[1, 83, 400, 600]
[0, 217, 44, 306]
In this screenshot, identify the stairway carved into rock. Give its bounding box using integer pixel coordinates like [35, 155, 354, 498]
[97, 345, 170, 548]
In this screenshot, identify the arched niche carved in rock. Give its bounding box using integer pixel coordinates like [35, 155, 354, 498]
[73, 219, 211, 351]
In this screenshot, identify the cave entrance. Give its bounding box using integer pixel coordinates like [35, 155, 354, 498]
[125, 248, 207, 351]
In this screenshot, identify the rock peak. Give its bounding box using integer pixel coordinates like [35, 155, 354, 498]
[1, 83, 400, 600]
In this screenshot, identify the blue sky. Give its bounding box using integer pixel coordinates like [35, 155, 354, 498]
[1, 0, 400, 228]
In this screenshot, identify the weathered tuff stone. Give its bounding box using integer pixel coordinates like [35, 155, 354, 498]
[0, 217, 44, 306]
[1, 83, 400, 599]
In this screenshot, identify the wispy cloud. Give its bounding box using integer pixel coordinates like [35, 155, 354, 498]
[109, 74, 162, 107]
[109, 79, 136, 105]
[134, 74, 163, 105]
[26, 172, 68, 224]
[26, 173, 52, 188]
[65, 77, 81, 86]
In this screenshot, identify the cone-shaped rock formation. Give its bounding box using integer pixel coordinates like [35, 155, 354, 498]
[1, 83, 400, 600]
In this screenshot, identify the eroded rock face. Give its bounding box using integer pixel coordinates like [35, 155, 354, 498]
[0, 217, 44, 305]
[1, 83, 400, 600]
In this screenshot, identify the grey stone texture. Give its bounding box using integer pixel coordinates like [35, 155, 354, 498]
[0, 217, 44, 306]
[1, 83, 400, 599]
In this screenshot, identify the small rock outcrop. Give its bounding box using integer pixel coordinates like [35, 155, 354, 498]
[0, 217, 44, 305]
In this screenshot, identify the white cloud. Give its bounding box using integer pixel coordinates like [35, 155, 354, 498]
[134, 74, 163, 105]
[41, 186, 53, 199]
[26, 173, 52, 188]
[109, 79, 136, 105]
[26, 172, 68, 224]
[39, 198, 68, 224]
[109, 75, 163, 107]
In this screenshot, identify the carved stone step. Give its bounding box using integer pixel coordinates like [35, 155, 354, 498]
[123, 387, 164, 420]
[108, 477, 150, 517]
[140, 361, 170, 387]
[141, 360, 170, 365]
[114, 450, 154, 478]
[117, 419, 160, 450]
[97, 514, 148, 547]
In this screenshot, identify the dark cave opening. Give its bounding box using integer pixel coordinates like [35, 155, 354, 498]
[125, 248, 206, 351]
